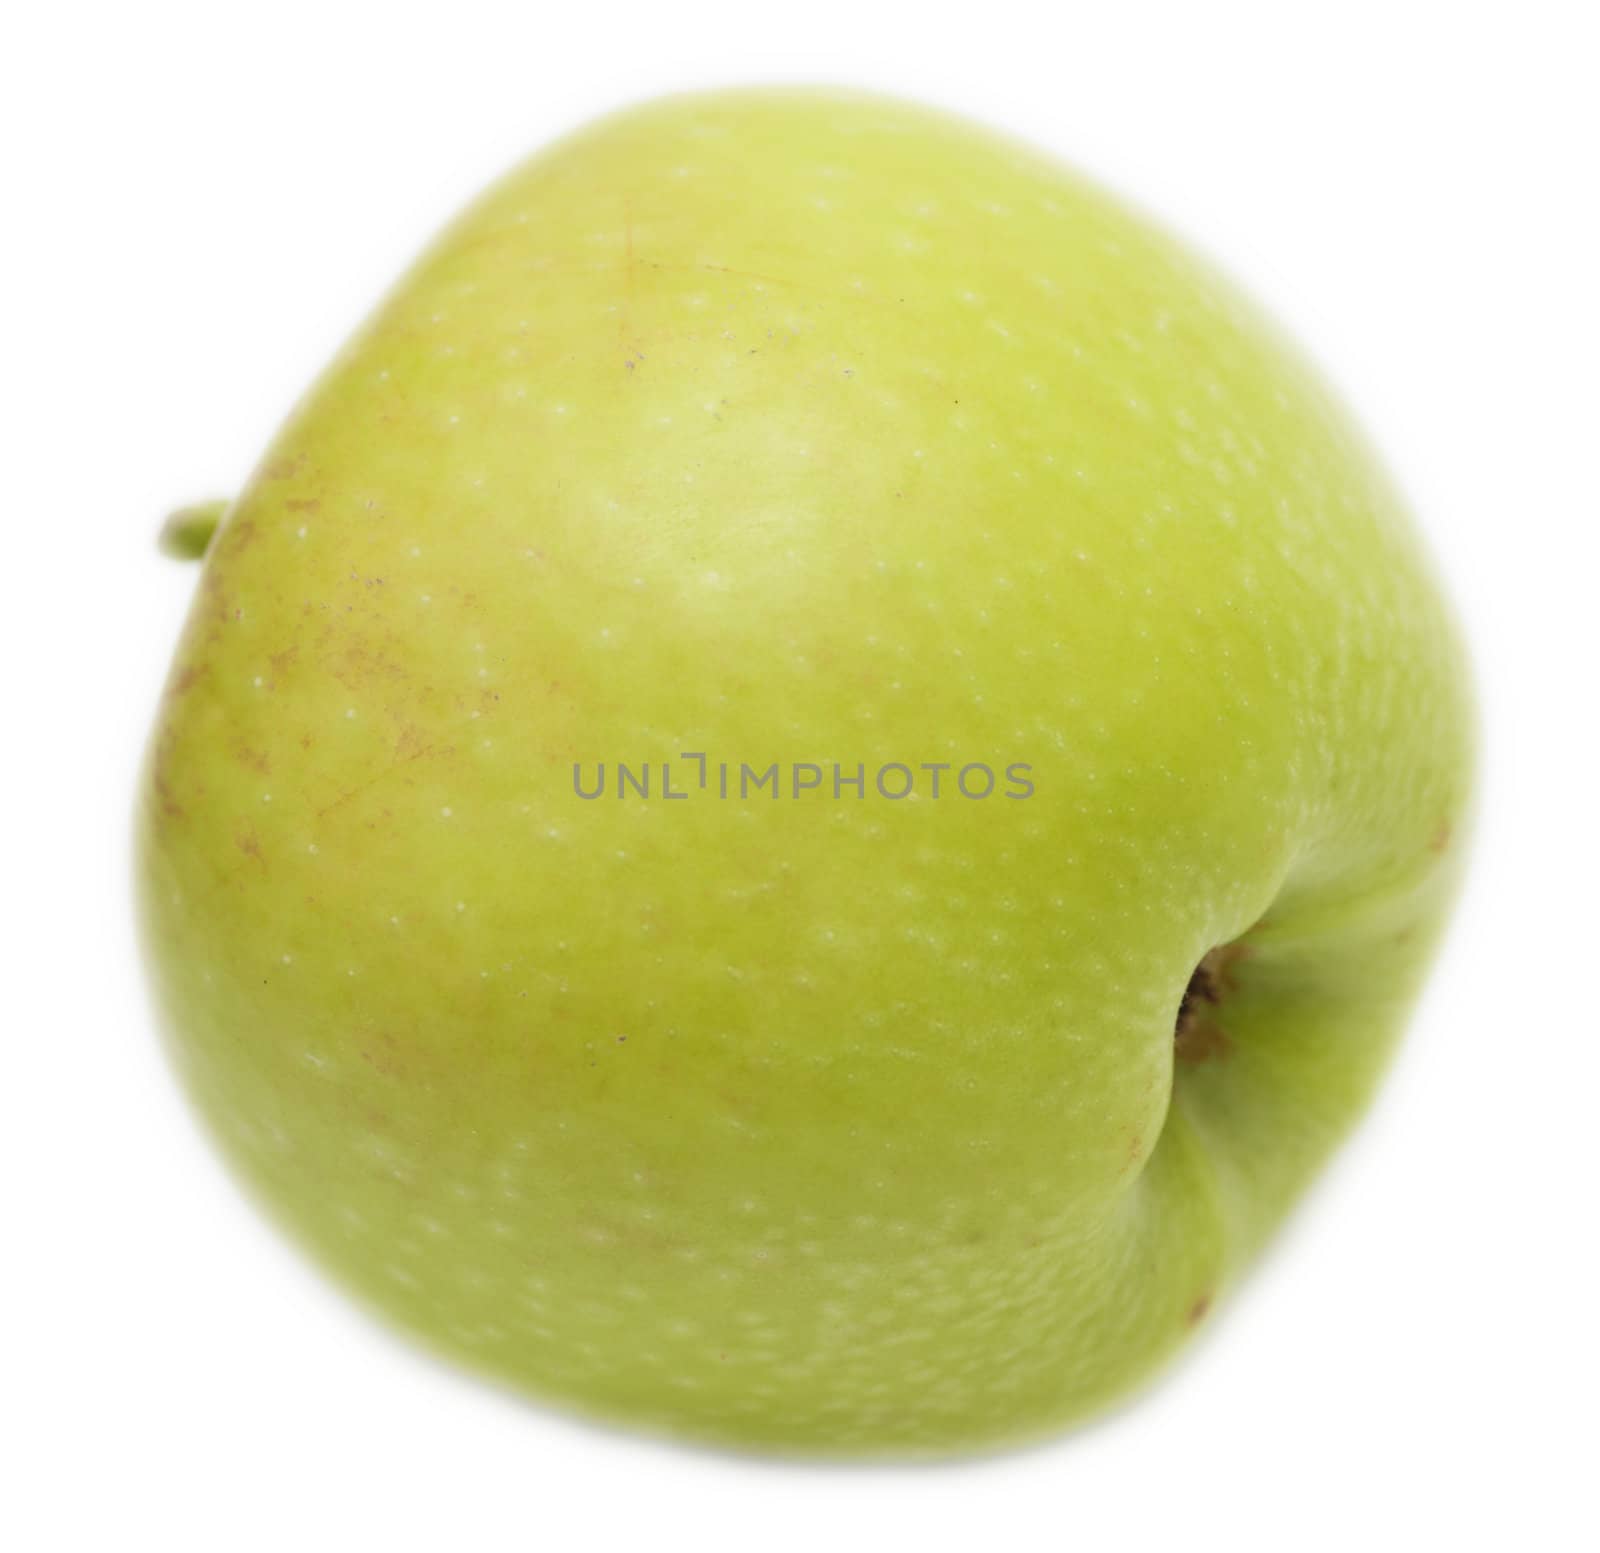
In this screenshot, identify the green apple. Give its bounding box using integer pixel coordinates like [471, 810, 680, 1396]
[138, 88, 1472, 1454]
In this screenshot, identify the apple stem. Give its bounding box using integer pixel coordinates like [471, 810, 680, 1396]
[158, 500, 229, 560]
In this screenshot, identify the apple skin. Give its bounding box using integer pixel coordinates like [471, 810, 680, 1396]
[137, 89, 1472, 1455]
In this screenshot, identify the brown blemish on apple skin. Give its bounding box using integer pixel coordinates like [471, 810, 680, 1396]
[146, 725, 192, 823]
[393, 723, 431, 760]
[358, 1032, 407, 1079]
[166, 663, 205, 699]
[234, 827, 266, 867]
[1187, 1293, 1212, 1326]
[314, 736, 451, 820]
[321, 639, 412, 694]
[1429, 818, 1452, 854]
[152, 767, 184, 821]
[219, 516, 258, 557]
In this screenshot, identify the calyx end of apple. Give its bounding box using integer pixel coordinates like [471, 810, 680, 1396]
[1174, 941, 1249, 1065]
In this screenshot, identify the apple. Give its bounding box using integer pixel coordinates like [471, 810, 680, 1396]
[137, 88, 1473, 1454]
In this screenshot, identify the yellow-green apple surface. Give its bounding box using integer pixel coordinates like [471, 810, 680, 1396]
[138, 89, 1473, 1454]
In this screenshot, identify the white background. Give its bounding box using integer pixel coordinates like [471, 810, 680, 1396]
[5, 2, 1597, 1548]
